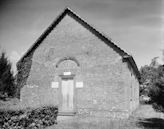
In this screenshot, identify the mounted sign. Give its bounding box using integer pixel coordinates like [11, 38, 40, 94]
[63, 71, 71, 75]
[26, 85, 38, 88]
[51, 82, 59, 88]
[76, 82, 83, 88]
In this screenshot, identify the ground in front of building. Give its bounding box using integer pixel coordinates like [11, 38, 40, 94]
[46, 104, 164, 129]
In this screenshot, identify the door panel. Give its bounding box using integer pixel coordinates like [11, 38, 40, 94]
[61, 79, 74, 112]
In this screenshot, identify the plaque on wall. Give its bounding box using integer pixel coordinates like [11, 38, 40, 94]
[26, 84, 38, 88]
[51, 82, 59, 88]
[63, 71, 71, 75]
[76, 82, 83, 88]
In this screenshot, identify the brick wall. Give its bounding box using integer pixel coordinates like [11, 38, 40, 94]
[17, 14, 139, 118]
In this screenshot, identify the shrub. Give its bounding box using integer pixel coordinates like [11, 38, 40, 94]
[0, 105, 58, 129]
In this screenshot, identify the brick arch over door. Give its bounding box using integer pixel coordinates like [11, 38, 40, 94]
[56, 57, 80, 68]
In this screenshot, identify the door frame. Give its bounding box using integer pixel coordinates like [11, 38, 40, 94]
[58, 74, 77, 116]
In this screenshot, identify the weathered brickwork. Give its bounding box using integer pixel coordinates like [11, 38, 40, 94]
[17, 11, 139, 118]
[16, 52, 34, 98]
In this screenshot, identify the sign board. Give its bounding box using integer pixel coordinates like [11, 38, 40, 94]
[26, 85, 38, 88]
[51, 82, 59, 88]
[76, 82, 83, 88]
[63, 71, 71, 75]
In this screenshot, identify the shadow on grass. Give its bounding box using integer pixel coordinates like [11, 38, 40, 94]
[137, 118, 164, 129]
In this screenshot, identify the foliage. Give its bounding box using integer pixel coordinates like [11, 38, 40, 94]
[0, 105, 58, 129]
[139, 65, 158, 96]
[0, 52, 16, 98]
[139, 57, 163, 96]
[149, 65, 164, 112]
[140, 58, 164, 112]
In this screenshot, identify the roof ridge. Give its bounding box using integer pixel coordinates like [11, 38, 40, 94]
[69, 8, 129, 56]
[17, 8, 68, 63]
[66, 7, 129, 56]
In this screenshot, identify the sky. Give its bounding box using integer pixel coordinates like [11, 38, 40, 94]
[0, 0, 163, 73]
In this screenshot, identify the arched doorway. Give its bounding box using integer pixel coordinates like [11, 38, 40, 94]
[56, 57, 80, 114]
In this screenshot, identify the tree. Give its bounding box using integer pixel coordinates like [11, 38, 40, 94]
[0, 52, 16, 99]
[140, 55, 164, 112]
[149, 65, 164, 112]
[139, 65, 158, 96]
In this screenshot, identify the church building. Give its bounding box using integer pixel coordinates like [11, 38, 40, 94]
[16, 8, 140, 118]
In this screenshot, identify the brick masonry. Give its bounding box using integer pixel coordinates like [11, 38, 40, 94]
[17, 14, 139, 118]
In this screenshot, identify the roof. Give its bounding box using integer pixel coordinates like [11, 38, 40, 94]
[17, 7, 140, 81]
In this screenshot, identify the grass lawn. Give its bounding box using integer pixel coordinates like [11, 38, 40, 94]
[47, 104, 164, 129]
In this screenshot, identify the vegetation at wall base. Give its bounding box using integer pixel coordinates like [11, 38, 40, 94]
[0, 105, 58, 129]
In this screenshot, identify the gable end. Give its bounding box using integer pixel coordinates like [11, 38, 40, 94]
[17, 7, 140, 82]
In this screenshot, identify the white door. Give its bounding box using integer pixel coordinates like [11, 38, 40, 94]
[61, 79, 74, 112]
